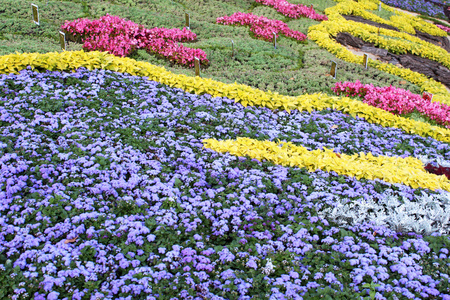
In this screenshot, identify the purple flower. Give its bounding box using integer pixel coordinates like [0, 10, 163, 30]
[246, 259, 258, 270]
[47, 291, 59, 300]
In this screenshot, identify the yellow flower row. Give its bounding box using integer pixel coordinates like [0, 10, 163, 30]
[1, 51, 450, 143]
[326, 1, 415, 34]
[308, 2, 450, 105]
[308, 26, 450, 100]
[203, 137, 450, 191]
[328, 0, 447, 37]
[378, 0, 448, 37]
[323, 14, 450, 68]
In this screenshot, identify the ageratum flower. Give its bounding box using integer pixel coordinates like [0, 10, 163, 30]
[1, 68, 450, 299]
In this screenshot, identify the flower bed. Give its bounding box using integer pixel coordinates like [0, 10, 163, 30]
[333, 80, 450, 128]
[216, 12, 307, 42]
[340, 14, 450, 52]
[1, 0, 450, 298]
[204, 137, 450, 191]
[331, 0, 447, 36]
[1, 51, 450, 144]
[308, 0, 450, 105]
[1, 66, 450, 299]
[255, 0, 328, 21]
[61, 14, 208, 67]
[323, 8, 450, 68]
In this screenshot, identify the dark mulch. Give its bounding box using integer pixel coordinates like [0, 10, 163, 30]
[445, 6, 450, 20]
[342, 15, 398, 31]
[335, 32, 450, 88]
[342, 14, 450, 52]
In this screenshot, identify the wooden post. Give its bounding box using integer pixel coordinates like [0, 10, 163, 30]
[59, 31, 66, 51]
[330, 61, 337, 79]
[273, 32, 277, 49]
[31, 4, 39, 25]
[185, 13, 190, 30]
[194, 57, 200, 77]
[363, 53, 368, 69]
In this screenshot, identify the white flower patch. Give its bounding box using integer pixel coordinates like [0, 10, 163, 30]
[195, 111, 217, 122]
[417, 155, 450, 168]
[319, 190, 450, 235]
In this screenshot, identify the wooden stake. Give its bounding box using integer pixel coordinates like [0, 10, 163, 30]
[194, 57, 200, 77]
[273, 32, 277, 49]
[330, 61, 337, 79]
[59, 31, 66, 51]
[31, 4, 39, 25]
[185, 13, 190, 29]
[363, 53, 368, 69]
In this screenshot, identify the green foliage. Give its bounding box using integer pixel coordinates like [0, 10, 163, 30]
[419, 15, 450, 31]
[287, 0, 336, 14]
[111, 0, 137, 7]
[369, 6, 396, 21]
[0, 34, 82, 55]
[0, 0, 424, 97]
[0, 259, 27, 298]
[362, 282, 381, 300]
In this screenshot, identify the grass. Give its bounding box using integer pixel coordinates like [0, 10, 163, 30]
[369, 6, 397, 20]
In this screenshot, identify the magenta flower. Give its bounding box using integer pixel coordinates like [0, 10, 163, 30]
[333, 80, 450, 128]
[255, 0, 328, 21]
[61, 14, 208, 67]
[217, 12, 307, 42]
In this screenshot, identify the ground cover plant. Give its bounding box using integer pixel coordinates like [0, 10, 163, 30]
[1, 0, 450, 299]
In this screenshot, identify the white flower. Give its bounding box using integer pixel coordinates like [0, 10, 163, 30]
[261, 258, 275, 275]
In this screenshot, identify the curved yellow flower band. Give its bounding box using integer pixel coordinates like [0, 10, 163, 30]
[329, 0, 447, 37]
[0, 50, 450, 144]
[203, 137, 450, 192]
[309, 0, 450, 105]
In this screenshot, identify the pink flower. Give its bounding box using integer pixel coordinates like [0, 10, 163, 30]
[61, 14, 208, 66]
[255, 0, 327, 21]
[333, 80, 450, 128]
[436, 24, 450, 34]
[217, 12, 307, 42]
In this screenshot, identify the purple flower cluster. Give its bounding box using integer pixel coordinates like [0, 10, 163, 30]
[0, 68, 449, 298]
[381, 0, 446, 18]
